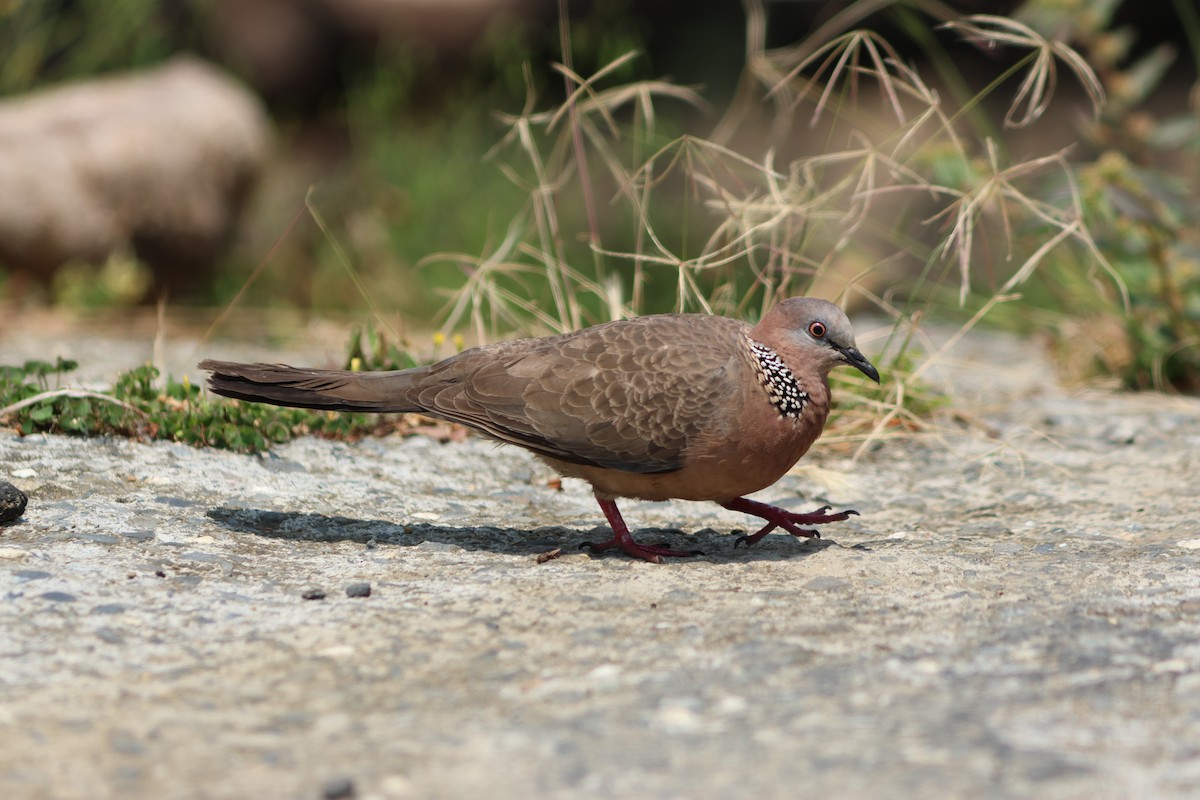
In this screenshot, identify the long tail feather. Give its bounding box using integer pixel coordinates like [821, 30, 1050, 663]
[198, 359, 418, 413]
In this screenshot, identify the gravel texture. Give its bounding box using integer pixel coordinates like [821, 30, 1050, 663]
[1, 323, 1199, 799]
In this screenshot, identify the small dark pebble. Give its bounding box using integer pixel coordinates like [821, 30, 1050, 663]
[302, 588, 327, 601]
[322, 776, 356, 799]
[345, 582, 371, 598]
[41, 591, 77, 603]
[0, 480, 28, 523]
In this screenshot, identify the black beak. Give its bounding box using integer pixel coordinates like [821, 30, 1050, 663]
[835, 344, 880, 384]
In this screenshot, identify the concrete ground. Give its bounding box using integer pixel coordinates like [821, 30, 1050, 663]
[1, 316, 1199, 799]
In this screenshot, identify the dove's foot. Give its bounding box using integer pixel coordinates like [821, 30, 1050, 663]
[722, 497, 858, 548]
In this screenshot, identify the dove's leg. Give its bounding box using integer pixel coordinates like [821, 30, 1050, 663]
[580, 498, 704, 563]
[721, 497, 858, 548]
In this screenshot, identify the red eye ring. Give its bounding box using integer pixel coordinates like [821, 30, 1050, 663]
[808, 321, 827, 339]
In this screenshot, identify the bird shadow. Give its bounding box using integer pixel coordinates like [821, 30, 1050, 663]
[204, 507, 855, 564]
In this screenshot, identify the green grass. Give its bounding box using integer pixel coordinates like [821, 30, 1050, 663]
[0, 358, 404, 453]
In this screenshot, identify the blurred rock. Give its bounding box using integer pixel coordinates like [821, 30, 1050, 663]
[0, 57, 270, 300]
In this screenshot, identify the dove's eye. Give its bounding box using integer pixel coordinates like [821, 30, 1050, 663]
[808, 321, 827, 339]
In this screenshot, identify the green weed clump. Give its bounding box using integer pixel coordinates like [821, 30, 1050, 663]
[342, 322, 441, 373]
[0, 358, 398, 453]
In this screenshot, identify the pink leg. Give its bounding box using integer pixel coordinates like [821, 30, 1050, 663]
[580, 498, 704, 563]
[720, 497, 858, 547]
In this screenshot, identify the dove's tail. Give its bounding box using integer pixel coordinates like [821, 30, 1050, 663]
[198, 360, 421, 413]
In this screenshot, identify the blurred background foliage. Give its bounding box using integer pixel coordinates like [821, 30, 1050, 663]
[0, 0, 1198, 394]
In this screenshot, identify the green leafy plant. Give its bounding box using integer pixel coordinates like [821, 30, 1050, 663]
[0, 358, 415, 453]
[341, 321, 470, 373]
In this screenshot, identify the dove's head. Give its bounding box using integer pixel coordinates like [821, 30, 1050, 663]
[753, 297, 880, 384]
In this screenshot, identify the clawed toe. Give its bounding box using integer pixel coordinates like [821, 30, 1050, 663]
[734, 522, 776, 548]
[784, 505, 858, 525]
[722, 497, 856, 549]
[583, 495, 857, 561]
[735, 524, 820, 548]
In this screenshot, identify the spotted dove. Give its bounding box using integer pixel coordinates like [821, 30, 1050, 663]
[200, 297, 879, 562]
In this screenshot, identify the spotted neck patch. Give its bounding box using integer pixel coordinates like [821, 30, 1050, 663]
[747, 339, 808, 420]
